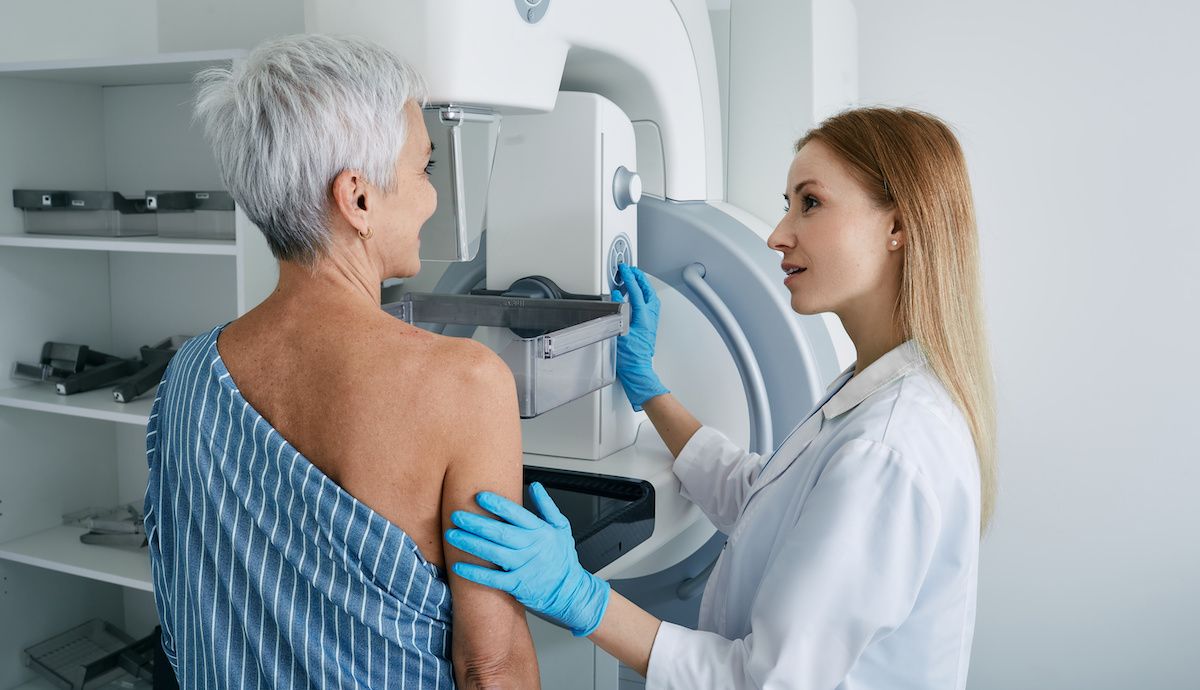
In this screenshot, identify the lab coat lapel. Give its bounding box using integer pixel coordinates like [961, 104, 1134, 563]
[745, 341, 928, 504]
[748, 409, 826, 498]
[745, 367, 853, 502]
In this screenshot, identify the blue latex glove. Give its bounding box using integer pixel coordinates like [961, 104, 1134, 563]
[446, 483, 611, 637]
[610, 264, 669, 411]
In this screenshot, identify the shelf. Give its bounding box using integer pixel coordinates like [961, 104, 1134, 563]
[0, 49, 246, 87]
[0, 233, 236, 256]
[0, 385, 153, 425]
[11, 680, 56, 690]
[0, 525, 152, 593]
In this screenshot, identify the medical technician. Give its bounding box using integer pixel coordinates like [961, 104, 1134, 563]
[447, 107, 996, 689]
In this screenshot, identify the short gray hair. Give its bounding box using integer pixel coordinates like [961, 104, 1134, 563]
[194, 34, 427, 265]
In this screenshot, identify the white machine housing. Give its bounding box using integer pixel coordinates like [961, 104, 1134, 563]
[487, 91, 641, 460]
[304, 0, 723, 202]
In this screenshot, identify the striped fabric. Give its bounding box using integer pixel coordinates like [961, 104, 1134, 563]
[145, 325, 455, 689]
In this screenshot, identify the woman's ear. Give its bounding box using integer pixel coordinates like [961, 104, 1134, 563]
[330, 169, 371, 236]
[887, 214, 905, 251]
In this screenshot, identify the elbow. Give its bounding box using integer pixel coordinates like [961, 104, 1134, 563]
[458, 653, 538, 690]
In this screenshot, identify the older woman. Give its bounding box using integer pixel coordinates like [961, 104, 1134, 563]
[144, 35, 538, 688]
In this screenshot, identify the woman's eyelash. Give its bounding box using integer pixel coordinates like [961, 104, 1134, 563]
[783, 193, 820, 213]
[425, 160, 436, 175]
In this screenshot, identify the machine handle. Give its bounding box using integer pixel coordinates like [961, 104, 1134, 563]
[540, 304, 629, 359]
[681, 262, 773, 455]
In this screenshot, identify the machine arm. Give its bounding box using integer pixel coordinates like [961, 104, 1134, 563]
[304, 0, 722, 201]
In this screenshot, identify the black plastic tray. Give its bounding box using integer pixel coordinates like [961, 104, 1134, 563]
[523, 466, 655, 573]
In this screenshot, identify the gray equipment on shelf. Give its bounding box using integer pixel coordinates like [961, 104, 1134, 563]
[64, 503, 148, 549]
[146, 190, 235, 240]
[10, 342, 95, 382]
[78, 532, 148, 547]
[64, 503, 144, 534]
[13, 190, 157, 237]
[23, 619, 154, 690]
[112, 336, 187, 403]
[11, 336, 185, 402]
[10, 342, 141, 395]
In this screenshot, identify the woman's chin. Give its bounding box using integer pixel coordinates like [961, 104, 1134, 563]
[382, 263, 420, 283]
[789, 296, 821, 316]
[391, 256, 422, 280]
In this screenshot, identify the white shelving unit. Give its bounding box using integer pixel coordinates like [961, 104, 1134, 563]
[0, 526, 152, 592]
[0, 49, 276, 688]
[0, 385, 152, 425]
[0, 234, 236, 256]
[0, 49, 243, 86]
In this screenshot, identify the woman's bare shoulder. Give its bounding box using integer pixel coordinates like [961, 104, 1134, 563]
[372, 317, 517, 421]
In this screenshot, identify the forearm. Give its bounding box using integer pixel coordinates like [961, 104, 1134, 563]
[587, 591, 662, 678]
[643, 393, 702, 458]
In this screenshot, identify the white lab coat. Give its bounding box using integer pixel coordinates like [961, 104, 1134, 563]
[646, 340, 980, 690]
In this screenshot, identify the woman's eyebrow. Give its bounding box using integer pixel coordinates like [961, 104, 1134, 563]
[787, 179, 819, 197]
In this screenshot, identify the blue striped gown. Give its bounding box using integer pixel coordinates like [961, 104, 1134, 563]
[144, 325, 455, 689]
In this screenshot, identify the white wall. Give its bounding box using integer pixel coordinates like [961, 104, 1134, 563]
[0, 0, 302, 63]
[156, 0, 303, 52]
[851, 1, 1200, 688]
[0, 1, 157, 62]
[712, 0, 860, 369]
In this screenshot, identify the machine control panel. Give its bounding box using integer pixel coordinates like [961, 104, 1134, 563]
[515, 0, 550, 24]
[608, 234, 634, 289]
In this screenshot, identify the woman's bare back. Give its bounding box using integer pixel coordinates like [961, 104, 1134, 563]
[217, 285, 538, 686]
[218, 298, 470, 568]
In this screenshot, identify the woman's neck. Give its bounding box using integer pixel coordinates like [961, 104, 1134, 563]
[838, 304, 906, 378]
[273, 256, 383, 312]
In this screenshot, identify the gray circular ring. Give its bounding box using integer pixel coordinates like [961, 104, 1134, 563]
[515, 0, 550, 24]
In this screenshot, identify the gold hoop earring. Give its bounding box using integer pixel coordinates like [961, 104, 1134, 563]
[359, 226, 373, 240]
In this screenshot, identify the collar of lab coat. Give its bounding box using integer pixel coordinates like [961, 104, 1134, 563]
[822, 340, 928, 420]
[746, 340, 928, 504]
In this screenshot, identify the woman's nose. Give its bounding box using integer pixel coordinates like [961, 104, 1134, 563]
[767, 221, 794, 252]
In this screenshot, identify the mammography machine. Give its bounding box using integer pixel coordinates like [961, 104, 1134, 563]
[307, 1, 848, 686]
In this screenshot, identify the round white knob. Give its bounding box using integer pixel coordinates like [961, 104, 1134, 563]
[613, 167, 642, 210]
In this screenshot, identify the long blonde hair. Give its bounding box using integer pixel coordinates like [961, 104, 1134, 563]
[798, 107, 997, 533]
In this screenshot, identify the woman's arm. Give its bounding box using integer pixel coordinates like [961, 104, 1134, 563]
[587, 591, 661, 677]
[615, 265, 761, 528]
[642, 393, 702, 459]
[445, 487, 659, 678]
[441, 342, 540, 689]
[612, 265, 704, 458]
